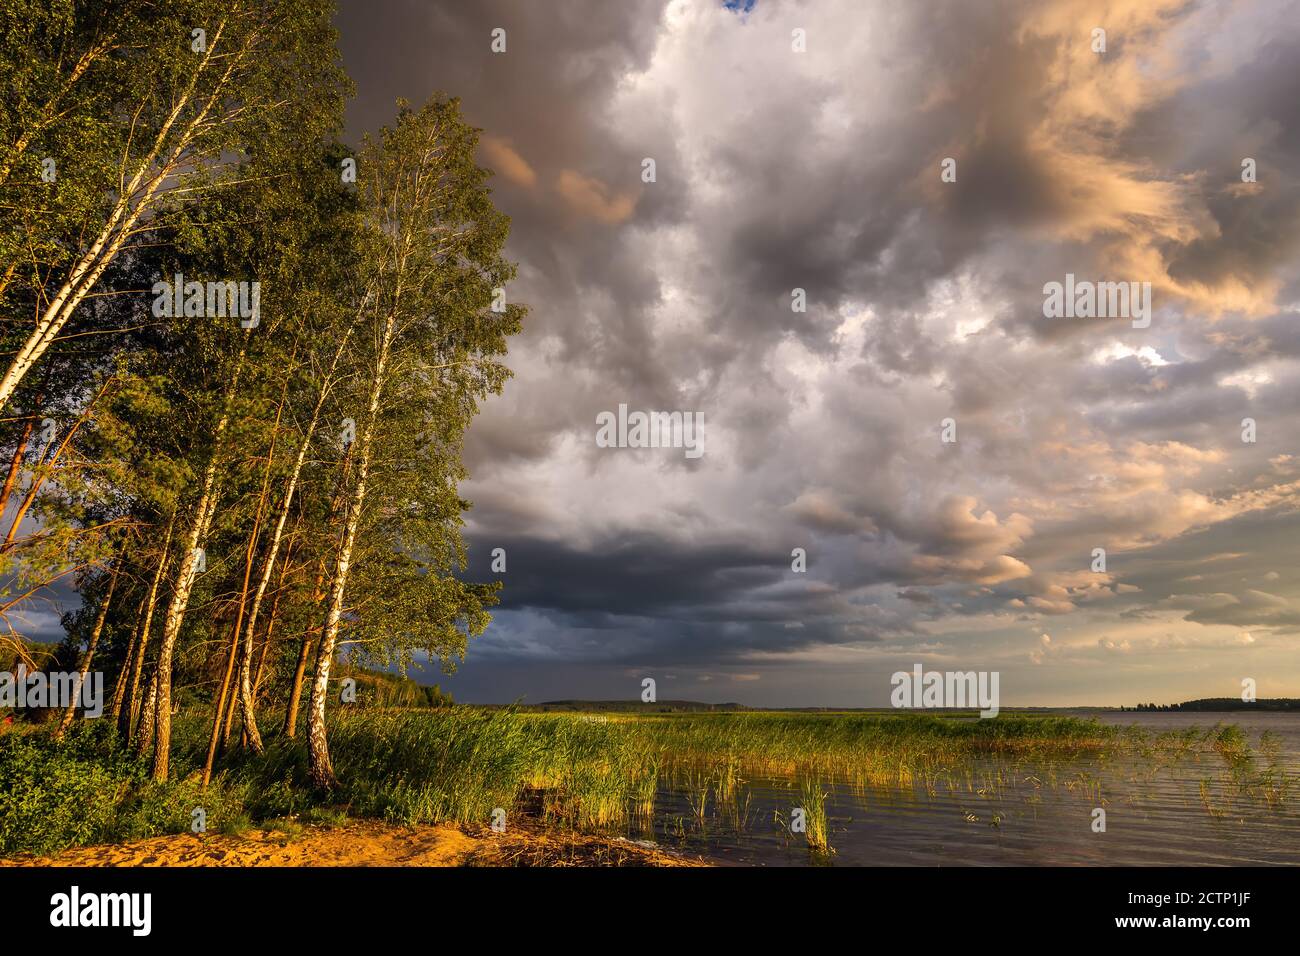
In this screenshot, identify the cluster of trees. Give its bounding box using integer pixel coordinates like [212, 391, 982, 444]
[0, 0, 522, 788]
[337, 665, 454, 709]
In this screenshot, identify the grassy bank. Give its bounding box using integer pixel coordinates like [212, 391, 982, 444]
[0, 708, 1278, 859]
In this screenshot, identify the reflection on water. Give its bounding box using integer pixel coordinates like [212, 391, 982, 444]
[639, 712, 1300, 866]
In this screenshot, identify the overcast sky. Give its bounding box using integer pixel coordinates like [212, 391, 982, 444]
[335, 0, 1300, 707]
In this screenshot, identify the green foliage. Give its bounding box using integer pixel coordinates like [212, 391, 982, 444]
[0, 724, 128, 854]
[0, 4, 521, 791]
[0, 719, 254, 855]
[0, 0, 538, 809]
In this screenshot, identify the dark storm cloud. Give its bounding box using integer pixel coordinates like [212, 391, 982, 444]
[469, 531, 781, 618]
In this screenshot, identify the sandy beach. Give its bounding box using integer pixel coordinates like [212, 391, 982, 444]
[2, 820, 707, 868]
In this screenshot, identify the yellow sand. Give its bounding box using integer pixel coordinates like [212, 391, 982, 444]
[1, 820, 706, 867]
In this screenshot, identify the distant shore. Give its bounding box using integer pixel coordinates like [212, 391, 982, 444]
[513, 698, 1300, 714]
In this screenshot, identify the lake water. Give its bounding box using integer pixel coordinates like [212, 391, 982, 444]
[641, 712, 1300, 866]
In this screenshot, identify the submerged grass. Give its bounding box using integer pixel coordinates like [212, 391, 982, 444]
[797, 775, 832, 854]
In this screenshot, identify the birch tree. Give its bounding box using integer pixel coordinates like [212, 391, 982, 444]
[307, 97, 523, 789]
[0, 0, 346, 412]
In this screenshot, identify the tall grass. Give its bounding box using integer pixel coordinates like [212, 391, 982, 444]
[798, 775, 831, 854]
[1, 708, 1292, 859]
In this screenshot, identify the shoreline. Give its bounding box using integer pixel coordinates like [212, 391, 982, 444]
[0, 818, 709, 868]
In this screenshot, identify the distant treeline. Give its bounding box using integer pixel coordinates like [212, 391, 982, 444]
[528, 700, 749, 713]
[1124, 699, 1300, 712]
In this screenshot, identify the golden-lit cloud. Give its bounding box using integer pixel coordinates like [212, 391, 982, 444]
[480, 135, 538, 188]
[555, 169, 638, 224]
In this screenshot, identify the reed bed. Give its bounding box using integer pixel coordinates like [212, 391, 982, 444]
[2, 708, 1294, 858]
